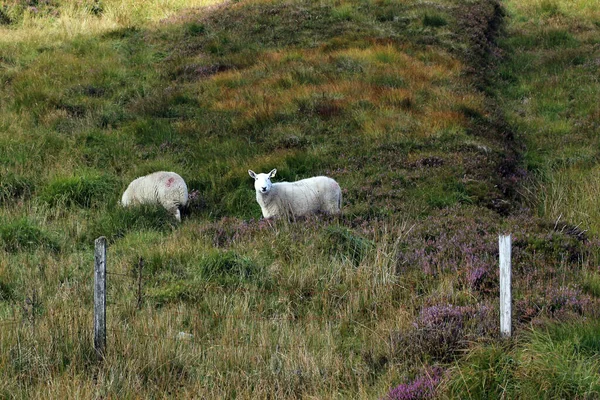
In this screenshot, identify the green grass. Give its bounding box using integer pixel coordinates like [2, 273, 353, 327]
[0, 0, 599, 398]
[497, 0, 600, 233]
[444, 321, 600, 399]
[39, 173, 118, 208]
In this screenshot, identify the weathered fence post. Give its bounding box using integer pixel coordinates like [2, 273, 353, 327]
[94, 236, 107, 361]
[499, 234, 511, 338]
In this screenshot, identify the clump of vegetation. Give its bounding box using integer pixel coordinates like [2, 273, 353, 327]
[0, 218, 60, 253]
[80, 204, 178, 244]
[39, 173, 117, 208]
[0, 279, 15, 301]
[422, 13, 448, 28]
[386, 366, 444, 400]
[0, 173, 33, 204]
[145, 281, 198, 306]
[196, 250, 263, 285]
[392, 303, 495, 364]
[325, 225, 373, 267]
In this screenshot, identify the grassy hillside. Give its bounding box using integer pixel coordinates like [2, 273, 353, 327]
[497, 0, 600, 235]
[0, 0, 599, 398]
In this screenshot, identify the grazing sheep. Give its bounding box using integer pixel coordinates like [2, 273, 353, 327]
[121, 171, 188, 222]
[248, 169, 342, 219]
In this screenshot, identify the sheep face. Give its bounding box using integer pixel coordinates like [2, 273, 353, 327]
[248, 169, 277, 195]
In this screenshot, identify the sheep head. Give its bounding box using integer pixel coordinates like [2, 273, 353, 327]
[248, 169, 277, 194]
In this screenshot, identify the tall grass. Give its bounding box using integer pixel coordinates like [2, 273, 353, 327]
[443, 321, 600, 399]
[0, 0, 223, 43]
[522, 166, 600, 235]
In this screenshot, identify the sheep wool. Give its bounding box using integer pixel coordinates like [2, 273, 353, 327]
[248, 169, 342, 219]
[121, 171, 188, 222]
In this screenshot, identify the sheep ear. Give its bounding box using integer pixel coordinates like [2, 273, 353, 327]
[248, 170, 257, 179]
[269, 169, 277, 178]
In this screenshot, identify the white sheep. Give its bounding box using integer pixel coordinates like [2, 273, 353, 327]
[121, 171, 188, 222]
[248, 169, 342, 219]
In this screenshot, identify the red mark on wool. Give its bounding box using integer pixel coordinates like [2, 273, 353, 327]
[166, 177, 175, 187]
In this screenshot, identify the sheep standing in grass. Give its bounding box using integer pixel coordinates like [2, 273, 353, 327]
[248, 169, 342, 219]
[121, 171, 188, 222]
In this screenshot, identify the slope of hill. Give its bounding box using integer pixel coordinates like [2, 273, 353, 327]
[0, 0, 598, 398]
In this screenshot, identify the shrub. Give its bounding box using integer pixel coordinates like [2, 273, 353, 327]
[392, 303, 495, 363]
[466, 263, 496, 294]
[395, 208, 497, 277]
[412, 304, 475, 361]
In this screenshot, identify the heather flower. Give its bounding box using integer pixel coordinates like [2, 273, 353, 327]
[468, 266, 487, 289]
[546, 286, 592, 317]
[411, 304, 476, 361]
[386, 367, 443, 400]
[515, 298, 543, 324]
[416, 304, 474, 329]
[395, 208, 497, 277]
[466, 262, 496, 294]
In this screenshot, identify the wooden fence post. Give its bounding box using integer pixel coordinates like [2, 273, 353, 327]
[499, 234, 511, 338]
[94, 236, 107, 361]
